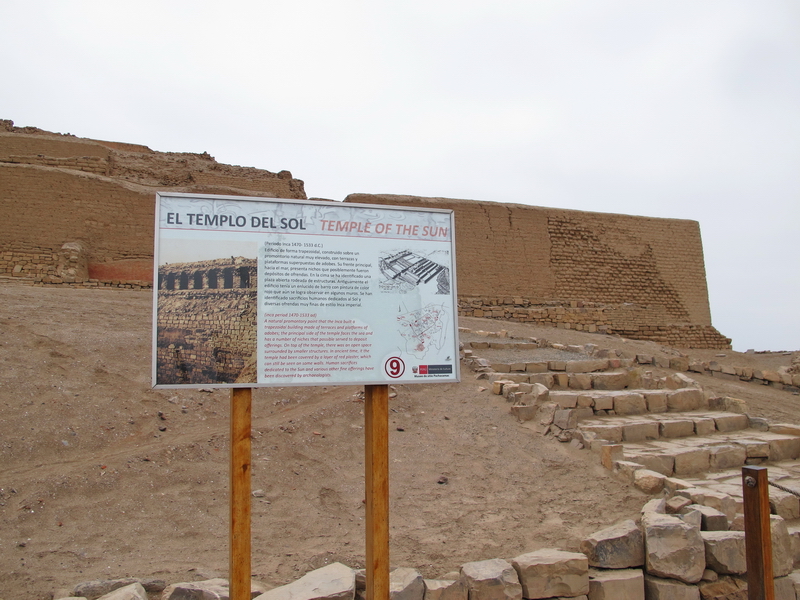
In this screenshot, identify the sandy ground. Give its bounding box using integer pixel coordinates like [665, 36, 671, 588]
[0, 283, 797, 599]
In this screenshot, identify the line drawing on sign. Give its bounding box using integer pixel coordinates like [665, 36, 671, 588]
[378, 250, 450, 294]
[396, 302, 449, 359]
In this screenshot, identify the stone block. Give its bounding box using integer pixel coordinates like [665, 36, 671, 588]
[580, 424, 623, 443]
[773, 576, 795, 600]
[787, 524, 800, 567]
[686, 504, 728, 531]
[592, 372, 631, 390]
[525, 362, 549, 373]
[713, 414, 749, 433]
[257, 563, 355, 600]
[643, 575, 700, 600]
[600, 444, 624, 470]
[554, 409, 578, 430]
[669, 357, 690, 372]
[548, 361, 567, 371]
[692, 417, 716, 436]
[566, 359, 609, 373]
[568, 374, 593, 390]
[550, 392, 578, 409]
[770, 436, 800, 461]
[528, 373, 555, 390]
[510, 404, 537, 422]
[773, 515, 795, 577]
[641, 498, 667, 514]
[511, 549, 588, 599]
[96, 584, 148, 600]
[642, 513, 705, 584]
[509, 363, 527, 372]
[666, 389, 704, 412]
[770, 489, 800, 521]
[614, 460, 646, 483]
[461, 558, 522, 600]
[630, 453, 674, 476]
[634, 469, 666, 494]
[592, 395, 614, 411]
[665, 496, 693, 514]
[644, 392, 667, 413]
[587, 569, 644, 600]
[701, 531, 746, 575]
[423, 579, 467, 600]
[580, 519, 644, 569]
[672, 448, 710, 476]
[390, 568, 424, 600]
[553, 373, 569, 388]
[697, 577, 747, 600]
[622, 421, 659, 442]
[770, 424, 800, 437]
[679, 507, 702, 530]
[636, 354, 654, 365]
[709, 445, 746, 470]
[659, 419, 695, 439]
[613, 394, 647, 416]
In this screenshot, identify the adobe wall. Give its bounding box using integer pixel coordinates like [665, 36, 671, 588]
[0, 122, 306, 287]
[0, 120, 730, 348]
[345, 194, 729, 349]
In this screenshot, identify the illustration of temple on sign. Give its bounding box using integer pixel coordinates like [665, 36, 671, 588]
[379, 250, 450, 294]
[156, 257, 258, 384]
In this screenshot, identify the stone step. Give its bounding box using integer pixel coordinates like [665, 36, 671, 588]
[587, 414, 800, 482]
[578, 411, 750, 444]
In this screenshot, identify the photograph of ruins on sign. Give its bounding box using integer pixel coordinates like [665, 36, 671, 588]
[156, 257, 258, 385]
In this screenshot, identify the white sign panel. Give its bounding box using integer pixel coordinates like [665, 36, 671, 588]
[153, 192, 459, 388]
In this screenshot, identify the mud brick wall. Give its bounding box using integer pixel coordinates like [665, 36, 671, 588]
[0, 126, 306, 286]
[156, 259, 258, 385]
[346, 194, 729, 349]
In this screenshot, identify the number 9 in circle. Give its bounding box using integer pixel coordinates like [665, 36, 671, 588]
[384, 357, 405, 378]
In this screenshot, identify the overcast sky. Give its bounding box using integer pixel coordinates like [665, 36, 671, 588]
[3, 1, 798, 351]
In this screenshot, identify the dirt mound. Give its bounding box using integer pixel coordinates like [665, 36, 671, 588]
[0, 283, 796, 599]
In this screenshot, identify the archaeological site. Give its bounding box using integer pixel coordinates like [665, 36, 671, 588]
[2, 120, 800, 600]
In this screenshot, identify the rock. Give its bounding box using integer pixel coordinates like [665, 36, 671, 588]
[643, 574, 700, 599]
[164, 578, 268, 600]
[770, 488, 800, 520]
[390, 568, 424, 600]
[460, 558, 522, 600]
[774, 576, 795, 600]
[592, 372, 631, 391]
[256, 563, 355, 600]
[587, 569, 644, 599]
[665, 496, 693, 514]
[600, 445, 623, 470]
[580, 519, 644, 569]
[642, 513, 705, 584]
[95, 584, 147, 600]
[73, 579, 166, 600]
[666, 389, 704, 412]
[510, 549, 588, 599]
[685, 504, 728, 531]
[422, 579, 467, 600]
[773, 515, 795, 577]
[672, 448, 710, 476]
[701, 531, 746, 575]
[641, 498, 666, 514]
[613, 394, 647, 416]
[633, 469, 666, 494]
[679, 506, 703, 530]
[697, 576, 747, 600]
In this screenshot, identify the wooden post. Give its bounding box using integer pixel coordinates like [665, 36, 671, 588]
[364, 384, 390, 600]
[230, 387, 252, 600]
[743, 466, 774, 600]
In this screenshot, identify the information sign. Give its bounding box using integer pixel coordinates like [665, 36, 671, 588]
[153, 192, 459, 387]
